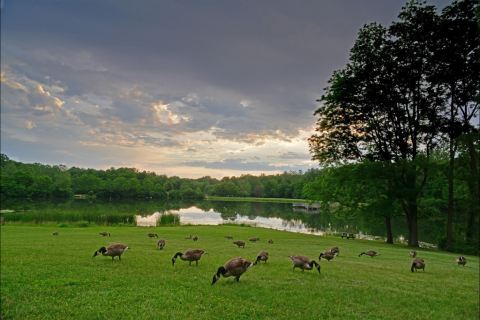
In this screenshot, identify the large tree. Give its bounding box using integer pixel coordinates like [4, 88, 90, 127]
[309, 1, 446, 247]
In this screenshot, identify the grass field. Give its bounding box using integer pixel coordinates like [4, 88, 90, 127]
[1, 225, 478, 320]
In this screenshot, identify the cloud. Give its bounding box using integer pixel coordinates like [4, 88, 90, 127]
[182, 158, 316, 172]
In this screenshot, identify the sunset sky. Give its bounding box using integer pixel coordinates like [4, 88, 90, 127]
[0, 0, 451, 179]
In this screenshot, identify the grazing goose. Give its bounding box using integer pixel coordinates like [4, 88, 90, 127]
[172, 249, 208, 266]
[249, 237, 260, 242]
[290, 255, 321, 273]
[225, 235, 233, 239]
[410, 250, 417, 258]
[330, 246, 339, 255]
[157, 238, 166, 250]
[212, 257, 255, 285]
[193, 235, 198, 241]
[53, 231, 59, 236]
[268, 239, 273, 244]
[319, 251, 336, 262]
[359, 250, 380, 258]
[255, 251, 269, 264]
[456, 256, 467, 266]
[233, 241, 246, 248]
[147, 233, 158, 238]
[93, 244, 130, 261]
[411, 258, 426, 273]
[185, 235, 192, 239]
[99, 232, 111, 237]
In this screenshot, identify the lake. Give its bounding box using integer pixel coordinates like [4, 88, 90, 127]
[0, 198, 443, 246]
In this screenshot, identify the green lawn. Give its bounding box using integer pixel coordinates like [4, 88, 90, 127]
[1, 225, 478, 319]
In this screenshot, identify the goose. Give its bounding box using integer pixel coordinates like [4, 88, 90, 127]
[249, 237, 260, 242]
[411, 258, 426, 273]
[225, 235, 233, 239]
[157, 238, 166, 250]
[255, 251, 269, 264]
[53, 231, 59, 236]
[330, 246, 339, 255]
[319, 251, 336, 262]
[233, 241, 245, 248]
[99, 232, 111, 237]
[268, 239, 273, 244]
[185, 235, 192, 239]
[290, 255, 321, 273]
[147, 233, 158, 238]
[93, 244, 130, 261]
[359, 250, 380, 258]
[456, 256, 467, 266]
[172, 249, 208, 266]
[212, 257, 255, 285]
[193, 235, 198, 241]
[410, 250, 417, 258]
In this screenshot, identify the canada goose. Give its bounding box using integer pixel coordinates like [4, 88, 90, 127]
[330, 247, 339, 255]
[410, 250, 417, 258]
[319, 251, 336, 262]
[212, 257, 255, 285]
[53, 231, 59, 236]
[411, 258, 426, 273]
[172, 249, 208, 266]
[185, 235, 192, 239]
[225, 235, 233, 239]
[147, 233, 158, 238]
[249, 237, 260, 242]
[255, 251, 269, 264]
[157, 238, 166, 250]
[193, 235, 198, 241]
[233, 241, 245, 248]
[268, 239, 273, 244]
[93, 244, 130, 261]
[290, 255, 321, 273]
[359, 250, 380, 258]
[456, 256, 467, 266]
[99, 232, 111, 237]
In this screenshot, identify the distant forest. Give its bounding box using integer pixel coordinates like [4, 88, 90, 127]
[0, 154, 321, 200]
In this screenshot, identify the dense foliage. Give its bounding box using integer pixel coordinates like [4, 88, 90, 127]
[0, 154, 321, 201]
[307, 0, 479, 249]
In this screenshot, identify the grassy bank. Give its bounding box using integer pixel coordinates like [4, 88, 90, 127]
[206, 196, 307, 203]
[1, 225, 478, 319]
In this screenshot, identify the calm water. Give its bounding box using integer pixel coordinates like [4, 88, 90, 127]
[0, 198, 443, 245]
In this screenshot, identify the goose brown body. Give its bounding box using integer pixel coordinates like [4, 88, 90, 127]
[172, 248, 208, 266]
[93, 244, 130, 261]
[359, 250, 380, 258]
[99, 232, 111, 237]
[185, 235, 192, 239]
[225, 235, 233, 239]
[319, 251, 335, 262]
[53, 231, 59, 235]
[330, 246, 339, 255]
[290, 255, 321, 273]
[193, 235, 198, 241]
[212, 257, 255, 285]
[147, 233, 158, 238]
[410, 250, 417, 258]
[411, 258, 426, 272]
[456, 256, 467, 266]
[157, 238, 166, 250]
[233, 241, 245, 248]
[249, 237, 260, 242]
[255, 251, 269, 264]
[268, 239, 273, 244]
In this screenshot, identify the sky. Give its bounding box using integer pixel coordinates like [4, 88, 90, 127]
[0, 0, 452, 179]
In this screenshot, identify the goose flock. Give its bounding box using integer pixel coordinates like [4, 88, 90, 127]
[88, 231, 468, 284]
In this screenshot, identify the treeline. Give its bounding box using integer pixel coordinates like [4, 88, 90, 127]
[0, 154, 321, 201]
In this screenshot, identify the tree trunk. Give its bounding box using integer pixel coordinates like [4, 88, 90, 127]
[446, 135, 455, 247]
[466, 136, 479, 243]
[384, 215, 393, 244]
[406, 204, 419, 247]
